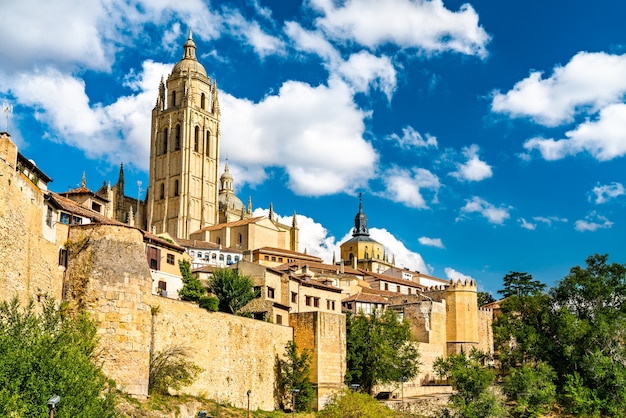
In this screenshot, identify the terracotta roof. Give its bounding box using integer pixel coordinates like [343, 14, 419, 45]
[342, 292, 389, 304]
[292, 276, 342, 293]
[143, 232, 185, 252]
[359, 269, 425, 289]
[193, 216, 265, 232]
[274, 261, 362, 275]
[47, 192, 124, 226]
[255, 247, 322, 261]
[174, 237, 221, 250]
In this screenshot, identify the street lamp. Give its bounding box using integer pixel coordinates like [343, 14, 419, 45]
[47, 395, 60, 418]
[399, 376, 407, 402]
[290, 389, 300, 418]
[247, 389, 251, 418]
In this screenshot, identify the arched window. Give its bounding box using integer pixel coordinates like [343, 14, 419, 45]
[219, 254, 224, 261]
[234, 256, 240, 262]
[217, 237, 221, 245]
[194, 126, 200, 152]
[201, 93, 206, 110]
[162, 128, 168, 155]
[227, 255, 232, 264]
[171, 90, 176, 107]
[212, 253, 217, 260]
[205, 131, 211, 156]
[174, 180, 179, 197]
[159, 183, 165, 200]
[174, 125, 181, 151]
[238, 234, 243, 244]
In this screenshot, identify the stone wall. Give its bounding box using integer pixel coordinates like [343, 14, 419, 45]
[65, 224, 153, 396]
[477, 307, 494, 354]
[0, 137, 64, 304]
[150, 296, 293, 411]
[291, 311, 346, 410]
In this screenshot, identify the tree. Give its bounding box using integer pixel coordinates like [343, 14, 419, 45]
[149, 345, 201, 395]
[345, 309, 420, 394]
[548, 254, 626, 416]
[502, 362, 556, 418]
[207, 268, 257, 314]
[276, 341, 315, 412]
[0, 297, 117, 417]
[434, 350, 505, 418]
[498, 271, 545, 298]
[477, 292, 495, 307]
[178, 259, 206, 302]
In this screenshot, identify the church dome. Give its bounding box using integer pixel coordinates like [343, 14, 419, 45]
[171, 31, 207, 77]
[218, 193, 245, 212]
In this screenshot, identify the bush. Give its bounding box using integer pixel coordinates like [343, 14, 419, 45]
[149, 345, 202, 395]
[503, 362, 556, 417]
[198, 296, 219, 311]
[178, 260, 206, 302]
[0, 297, 117, 417]
[319, 389, 406, 418]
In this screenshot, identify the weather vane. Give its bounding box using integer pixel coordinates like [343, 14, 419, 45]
[2, 104, 12, 132]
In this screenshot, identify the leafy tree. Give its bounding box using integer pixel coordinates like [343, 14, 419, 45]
[493, 272, 551, 371]
[276, 341, 315, 412]
[502, 362, 556, 418]
[149, 345, 201, 395]
[548, 254, 626, 417]
[198, 295, 219, 311]
[477, 291, 495, 307]
[319, 388, 408, 418]
[434, 350, 505, 418]
[345, 309, 420, 394]
[207, 268, 257, 314]
[0, 297, 117, 417]
[178, 259, 206, 302]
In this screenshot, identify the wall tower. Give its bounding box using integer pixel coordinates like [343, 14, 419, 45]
[146, 31, 220, 239]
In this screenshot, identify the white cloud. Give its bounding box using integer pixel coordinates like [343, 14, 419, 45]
[379, 166, 440, 209]
[518, 218, 536, 230]
[533, 216, 568, 226]
[222, 9, 285, 57]
[449, 144, 492, 182]
[492, 52, 626, 126]
[575, 211, 613, 232]
[444, 267, 475, 284]
[524, 104, 626, 161]
[310, 0, 490, 58]
[335, 51, 397, 100]
[590, 182, 625, 204]
[387, 126, 438, 149]
[262, 209, 430, 273]
[419, 236, 444, 248]
[220, 79, 378, 196]
[285, 22, 340, 62]
[4, 61, 171, 170]
[459, 196, 511, 225]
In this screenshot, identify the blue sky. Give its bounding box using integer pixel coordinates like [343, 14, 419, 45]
[2, 0, 626, 295]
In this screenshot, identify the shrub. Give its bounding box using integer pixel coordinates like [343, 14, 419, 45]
[319, 389, 405, 418]
[199, 296, 219, 312]
[149, 345, 202, 395]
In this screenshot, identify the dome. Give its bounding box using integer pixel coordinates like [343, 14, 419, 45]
[171, 31, 207, 77]
[218, 193, 245, 213]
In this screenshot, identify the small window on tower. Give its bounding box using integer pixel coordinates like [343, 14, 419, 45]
[159, 183, 165, 200]
[171, 90, 176, 107]
[194, 126, 200, 152]
[201, 93, 206, 109]
[174, 180, 179, 197]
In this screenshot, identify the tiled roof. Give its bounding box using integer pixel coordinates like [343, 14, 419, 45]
[193, 216, 265, 232]
[174, 237, 221, 250]
[143, 232, 185, 252]
[274, 261, 362, 275]
[255, 247, 322, 261]
[47, 192, 123, 226]
[359, 269, 425, 289]
[342, 292, 389, 304]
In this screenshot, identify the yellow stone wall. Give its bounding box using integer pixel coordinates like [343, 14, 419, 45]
[291, 311, 346, 410]
[150, 296, 294, 410]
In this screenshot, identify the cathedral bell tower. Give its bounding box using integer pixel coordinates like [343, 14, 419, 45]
[146, 31, 221, 239]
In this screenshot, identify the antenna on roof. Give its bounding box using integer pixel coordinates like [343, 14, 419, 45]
[2, 104, 12, 131]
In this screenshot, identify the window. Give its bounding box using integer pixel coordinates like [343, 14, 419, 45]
[212, 253, 217, 260]
[171, 90, 176, 107]
[58, 248, 68, 267]
[305, 296, 312, 306]
[276, 314, 282, 325]
[166, 254, 175, 265]
[46, 205, 53, 227]
[91, 202, 101, 213]
[217, 238, 221, 245]
[160, 183, 165, 200]
[150, 258, 157, 269]
[331, 300, 335, 310]
[291, 292, 297, 303]
[254, 286, 261, 296]
[264, 255, 269, 260]
[175, 125, 181, 150]
[162, 128, 168, 155]
[197, 252, 202, 259]
[271, 256, 276, 262]
[327, 300, 331, 310]
[60, 212, 70, 225]
[313, 297, 320, 308]
[158, 281, 167, 296]
[397, 285, 401, 293]
[227, 255, 232, 264]
[219, 254, 224, 261]
[173, 180, 179, 197]
[384, 283, 389, 291]
[234, 256, 240, 262]
[347, 302, 353, 310]
[200, 93, 206, 109]
[278, 257, 283, 262]
[206, 132, 211, 156]
[194, 126, 200, 152]
[267, 287, 275, 299]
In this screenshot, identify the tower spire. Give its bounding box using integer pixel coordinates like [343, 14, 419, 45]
[352, 193, 369, 237]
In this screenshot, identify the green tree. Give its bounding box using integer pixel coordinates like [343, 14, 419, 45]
[149, 345, 201, 395]
[207, 268, 257, 314]
[345, 309, 420, 394]
[502, 362, 556, 418]
[548, 254, 626, 417]
[493, 272, 551, 371]
[434, 350, 505, 418]
[0, 297, 117, 417]
[178, 259, 206, 302]
[477, 291, 495, 307]
[319, 388, 408, 418]
[276, 341, 315, 412]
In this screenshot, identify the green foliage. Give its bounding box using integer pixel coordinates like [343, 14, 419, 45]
[207, 268, 257, 314]
[345, 309, 420, 394]
[502, 362, 556, 418]
[0, 297, 117, 418]
[434, 350, 505, 418]
[178, 260, 206, 302]
[476, 291, 495, 307]
[149, 345, 202, 396]
[319, 388, 407, 418]
[276, 341, 315, 412]
[198, 296, 219, 311]
[499, 271, 546, 298]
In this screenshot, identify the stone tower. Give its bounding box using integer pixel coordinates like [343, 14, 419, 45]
[146, 31, 220, 239]
[444, 279, 479, 354]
